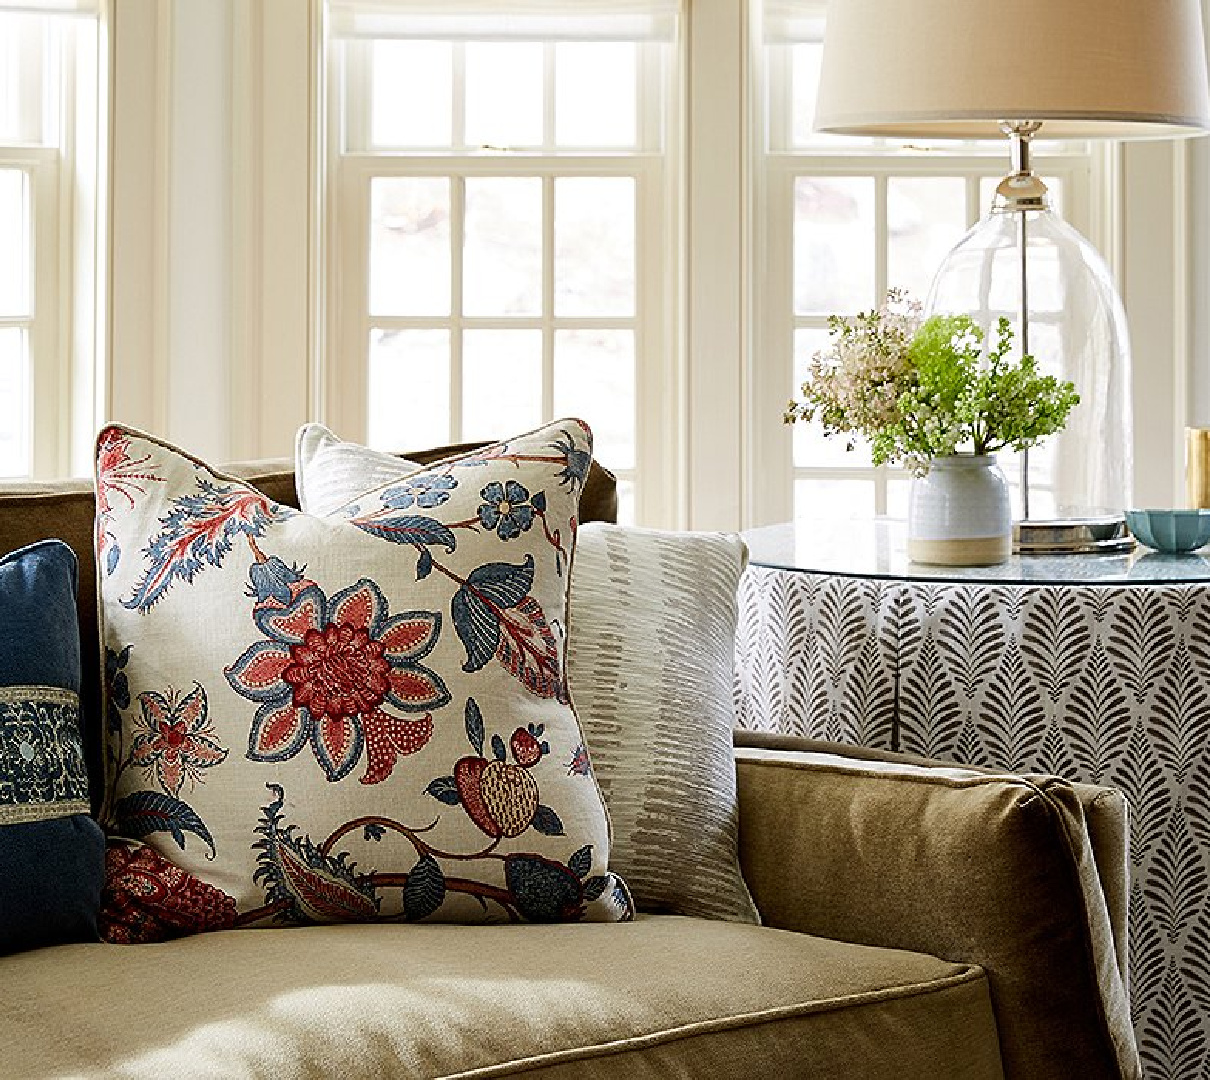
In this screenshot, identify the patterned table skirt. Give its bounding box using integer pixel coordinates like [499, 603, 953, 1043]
[734, 565, 1210, 1080]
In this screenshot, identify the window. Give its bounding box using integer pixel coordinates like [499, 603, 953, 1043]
[0, 1, 102, 479]
[320, 0, 1107, 529]
[324, 1, 679, 523]
[752, 2, 1095, 526]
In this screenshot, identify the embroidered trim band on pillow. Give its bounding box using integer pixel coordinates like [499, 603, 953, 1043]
[95, 421, 631, 940]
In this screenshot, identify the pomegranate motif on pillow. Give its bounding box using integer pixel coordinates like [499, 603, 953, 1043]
[427, 699, 564, 841]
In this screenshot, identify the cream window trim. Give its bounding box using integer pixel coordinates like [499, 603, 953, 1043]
[0, 3, 102, 479]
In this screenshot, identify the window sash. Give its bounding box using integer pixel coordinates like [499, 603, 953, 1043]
[328, 0, 678, 43]
[329, 153, 656, 496]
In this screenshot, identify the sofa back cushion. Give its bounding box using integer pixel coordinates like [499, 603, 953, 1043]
[0, 444, 617, 811]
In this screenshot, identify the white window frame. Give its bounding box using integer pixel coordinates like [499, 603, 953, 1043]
[0, 4, 103, 479]
[321, 28, 680, 526]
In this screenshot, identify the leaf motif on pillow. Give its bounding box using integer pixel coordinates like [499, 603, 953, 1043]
[251, 784, 380, 925]
[451, 556, 564, 700]
[402, 853, 446, 921]
[124, 479, 286, 612]
[113, 790, 217, 858]
[350, 513, 457, 552]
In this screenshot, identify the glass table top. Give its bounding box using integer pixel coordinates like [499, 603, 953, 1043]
[743, 520, 1210, 585]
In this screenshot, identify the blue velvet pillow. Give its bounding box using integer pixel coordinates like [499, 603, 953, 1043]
[0, 540, 105, 953]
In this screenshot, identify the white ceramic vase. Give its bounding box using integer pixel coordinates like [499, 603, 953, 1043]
[907, 454, 1012, 566]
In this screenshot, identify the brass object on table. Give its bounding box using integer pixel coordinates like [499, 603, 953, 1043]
[1187, 427, 1210, 509]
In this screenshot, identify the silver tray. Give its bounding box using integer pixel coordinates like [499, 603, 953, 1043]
[1014, 514, 1134, 555]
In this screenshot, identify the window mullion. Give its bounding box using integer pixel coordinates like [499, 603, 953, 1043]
[542, 173, 555, 422]
[450, 173, 465, 443]
[452, 43, 466, 151]
[543, 43, 555, 152]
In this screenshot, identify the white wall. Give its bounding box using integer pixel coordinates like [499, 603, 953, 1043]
[107, 0, 314, 463]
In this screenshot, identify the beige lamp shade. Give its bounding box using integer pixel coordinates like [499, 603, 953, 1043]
[815, 0, 1210, 139]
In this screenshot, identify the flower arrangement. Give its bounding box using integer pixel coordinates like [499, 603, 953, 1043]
[784, 290, 1080, 475]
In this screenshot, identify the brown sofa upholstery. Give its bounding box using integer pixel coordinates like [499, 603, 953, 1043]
[0, 447, 1137, 1079]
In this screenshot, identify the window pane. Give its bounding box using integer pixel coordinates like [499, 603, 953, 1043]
[555, 177, 635, 316]
[888, 475, 910, 520]
[370, 177, 450, 316]
[463, 177, 542, 316]
[0, 169, 29, 317]
[555, 43, 636, 148]
[554, 329, 635, 470]
[794, 176, 875, 314]
[794, 477, 875, 523]
[0, 327, 28, 477]
[792, 327, 871, 467]
[616, 478, 635, 525]
[0, 14, 51, 145]
[887, 177, 968, 300]
[465, 42, 543, 149]
[462, 330, 542, 443]
[367, 329, 450, 450]
[371, 42, 452, 148]
[790, 43, 872, 150]
[0, 16, 18, 140]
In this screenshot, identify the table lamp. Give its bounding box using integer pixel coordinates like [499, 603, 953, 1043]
[813, 0, 1210, 552]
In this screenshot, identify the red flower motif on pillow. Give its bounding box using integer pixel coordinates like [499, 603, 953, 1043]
[100, 842, 238, 944]
[226, 574, 449, 784]
[129, 683, 227, 798]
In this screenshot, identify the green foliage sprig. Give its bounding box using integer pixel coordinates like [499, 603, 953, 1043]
[785, 291, 1080, 476]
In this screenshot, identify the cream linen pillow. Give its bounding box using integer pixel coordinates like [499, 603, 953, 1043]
[294, 423, 422, 518]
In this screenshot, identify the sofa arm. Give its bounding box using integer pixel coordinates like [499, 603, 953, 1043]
[735, 741, 1138, 1080]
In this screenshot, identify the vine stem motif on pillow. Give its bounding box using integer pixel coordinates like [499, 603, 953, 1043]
[246, 765, 619, 926]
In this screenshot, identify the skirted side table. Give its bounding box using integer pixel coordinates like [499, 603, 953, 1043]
[735, 520, 1210, 1080]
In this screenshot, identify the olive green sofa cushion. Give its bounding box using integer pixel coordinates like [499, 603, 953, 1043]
[0, 915, 1002, 1079]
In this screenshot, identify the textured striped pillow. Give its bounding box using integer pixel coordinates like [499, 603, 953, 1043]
[567, 523, 759, 923]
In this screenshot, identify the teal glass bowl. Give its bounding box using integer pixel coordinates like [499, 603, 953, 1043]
[1126, 509, 1210, 553]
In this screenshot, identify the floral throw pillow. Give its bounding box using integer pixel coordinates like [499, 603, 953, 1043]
[95, 421, 631, 939]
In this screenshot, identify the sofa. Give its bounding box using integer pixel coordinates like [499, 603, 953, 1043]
[0, 444, 1139, 1079]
